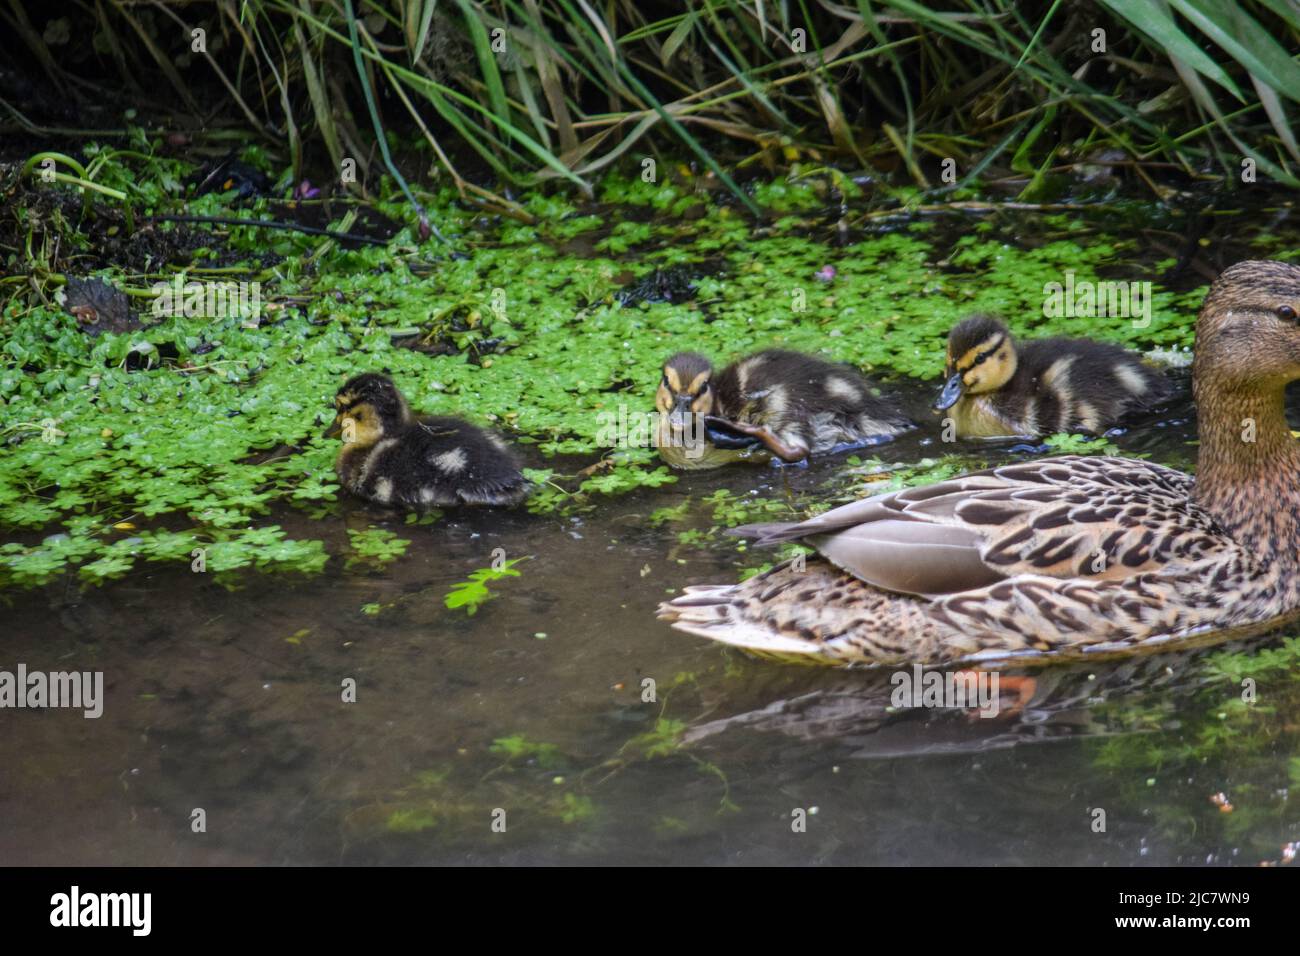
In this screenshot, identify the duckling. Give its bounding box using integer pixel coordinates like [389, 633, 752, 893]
[326, 373, 528, 508]
[659, 261, 1300, 665]
[935, 314, 1173, 438]
[654, 349, 912, 470]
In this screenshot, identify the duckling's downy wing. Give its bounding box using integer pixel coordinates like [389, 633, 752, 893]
[731, 455, 1228, 597]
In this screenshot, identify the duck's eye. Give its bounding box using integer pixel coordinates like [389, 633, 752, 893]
[1276, 305, 1298, 322]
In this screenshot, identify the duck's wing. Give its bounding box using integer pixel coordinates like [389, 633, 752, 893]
[730, 455, 1226, 597]
[415, 416, 467, 440]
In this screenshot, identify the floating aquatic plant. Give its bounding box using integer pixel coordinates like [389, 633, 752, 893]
[6, 148, 1290, 593]
[444, 557, 526, 615]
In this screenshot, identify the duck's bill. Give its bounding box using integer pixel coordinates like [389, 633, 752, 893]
[322, 417, 342, 438]
[667, 396, 696, 431]
[934, 373, 964, 411]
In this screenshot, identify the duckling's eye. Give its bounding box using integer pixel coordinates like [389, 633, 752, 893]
[1276, 305, 1298, 322]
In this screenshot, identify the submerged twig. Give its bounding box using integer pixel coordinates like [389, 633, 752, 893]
[144, 215, 389, 246]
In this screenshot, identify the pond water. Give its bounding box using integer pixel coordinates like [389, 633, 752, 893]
[3, 188, 1300, 866]
[4, 373, 1298, 867]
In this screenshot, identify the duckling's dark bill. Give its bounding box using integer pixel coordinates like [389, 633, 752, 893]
[934, 373, 964, 410]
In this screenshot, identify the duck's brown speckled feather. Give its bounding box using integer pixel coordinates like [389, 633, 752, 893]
[660, 455, 1288, 665]
[660, 260, 1300, 664]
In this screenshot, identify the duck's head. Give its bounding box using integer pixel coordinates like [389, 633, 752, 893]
[656, 352, 715, 429]
[1194, 260, 1300, 392]
[325, 373, 412, 447]
[935, 314, 1019, 410]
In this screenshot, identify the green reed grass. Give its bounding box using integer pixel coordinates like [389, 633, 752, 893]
[2, 0, 1297, 208]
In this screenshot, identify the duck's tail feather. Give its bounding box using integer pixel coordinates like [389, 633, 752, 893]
[726, 521, 808, 545]
[658, 559, 945, 665]
[455, 476, 531, 507]
[657, 584, 836, 664]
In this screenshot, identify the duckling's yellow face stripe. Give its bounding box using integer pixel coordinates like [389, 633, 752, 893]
[654, 381, 672, 415]
[952, 334, 1016, 395]
[656, 366, 714, 416]
[329, 398, 385, 447]
[953, 333, 1005, 373]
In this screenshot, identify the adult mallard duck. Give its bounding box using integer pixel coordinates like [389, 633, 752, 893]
[326, 373, 528, 508]
[935, 314, 1173, 438]
[655, 349, 912, 470]
[659, 261, 1300, 665]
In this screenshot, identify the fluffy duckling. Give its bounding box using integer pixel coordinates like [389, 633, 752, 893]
[659, 261, 1300, 665]
[654, 349, 912, 470]
[326, 373, 528, 508]
[935, 314, 1173, 438]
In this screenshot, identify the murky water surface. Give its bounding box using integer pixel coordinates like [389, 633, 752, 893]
[4, 205, 1300, 866]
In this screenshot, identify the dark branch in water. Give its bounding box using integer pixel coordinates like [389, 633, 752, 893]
[144, 215, 389, 246]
